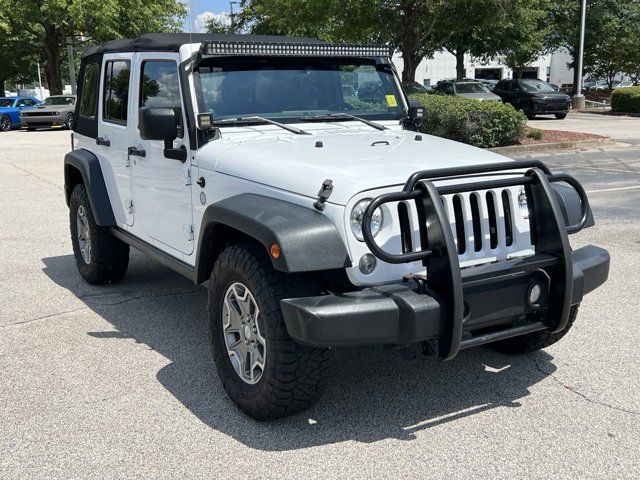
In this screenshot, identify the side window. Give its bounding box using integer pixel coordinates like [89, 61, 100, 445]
[140, 60, 183, 137]
[79, 63, 99, 119]
[103, 60, 131, 124]
[445, 83, 454, 95]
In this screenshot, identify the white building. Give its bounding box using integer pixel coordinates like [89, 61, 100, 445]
[393, 49, 575, 87]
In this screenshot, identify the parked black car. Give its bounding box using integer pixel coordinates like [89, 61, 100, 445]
[401, 81, 433, 95]
[493, 79, 571, 119]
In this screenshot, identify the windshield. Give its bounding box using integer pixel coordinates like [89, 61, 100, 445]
[194, 57, 405, 121]
[0, 98, 15, 108]
[454, 82, 490, 94]
[42, 96, 75, 106]
[519, 80, 556, 93]
[403, 82, 427, 95]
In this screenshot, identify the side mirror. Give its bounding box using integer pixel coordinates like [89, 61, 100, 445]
[408, 100, 425, 127]
[138, 107, 186, 162]
[139, 107, 177, 141]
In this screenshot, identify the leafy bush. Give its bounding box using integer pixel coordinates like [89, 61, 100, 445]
[526, 128, 544, 140]
[410, 94, 527, 148]
[611, 86, 640, 113]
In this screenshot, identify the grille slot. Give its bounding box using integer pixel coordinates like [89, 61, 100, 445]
[486, 192, 498, 249]
[502, 190, 514, 246]
[469, 194, 482, 252]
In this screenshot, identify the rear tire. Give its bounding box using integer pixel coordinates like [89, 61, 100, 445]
[208, 243, 329, 420]
[555, 113, 567, 119]
[490, 306, 579, 354]
[69, 184, 129, 284]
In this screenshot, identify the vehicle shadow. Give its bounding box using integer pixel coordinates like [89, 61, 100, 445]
[42, 252, 556, 451]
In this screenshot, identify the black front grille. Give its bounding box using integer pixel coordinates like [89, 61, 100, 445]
[22, 111, 56, 117]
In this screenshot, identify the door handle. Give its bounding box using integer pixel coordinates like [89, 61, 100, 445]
[96, 137, 110, 147]
[128, 147, 146, 157]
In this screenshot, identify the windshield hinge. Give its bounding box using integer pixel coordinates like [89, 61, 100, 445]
[126, 200, 134, 214]
[313, 179, 333, 212]
[183, 168, 191, 186]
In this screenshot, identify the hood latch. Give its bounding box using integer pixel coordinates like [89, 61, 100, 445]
[313, 179, 333, 212]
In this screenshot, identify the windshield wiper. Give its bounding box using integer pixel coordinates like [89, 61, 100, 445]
[299, 113, 388, 131]
[211, 115, 310, 135]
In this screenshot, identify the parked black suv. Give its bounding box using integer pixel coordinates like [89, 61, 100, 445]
[494, 79, 571, 119]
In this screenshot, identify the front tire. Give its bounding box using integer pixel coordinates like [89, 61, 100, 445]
[208, 243, 329, 420]
[491, 306, 579, 354]
[65, 112, 74, 129]
[555, 113, 567, 119]
[69, 184, 129, 284]
[0, 114, 11, 131]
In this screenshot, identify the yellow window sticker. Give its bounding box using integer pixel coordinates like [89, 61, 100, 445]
[385, 95, 398, 107]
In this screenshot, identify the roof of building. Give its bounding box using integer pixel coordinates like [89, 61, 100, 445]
[82, 33, 327, 58]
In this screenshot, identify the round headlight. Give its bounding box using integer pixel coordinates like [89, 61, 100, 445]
[350, 199, 384, 241]
[518, 187, 529, 219]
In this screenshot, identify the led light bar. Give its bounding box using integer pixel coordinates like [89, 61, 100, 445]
[200, 41, 394, 58]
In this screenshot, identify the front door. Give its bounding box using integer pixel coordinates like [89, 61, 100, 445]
[129, 53, 194, 255]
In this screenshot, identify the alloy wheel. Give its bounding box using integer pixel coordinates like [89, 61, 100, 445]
[221, 282, 266, 384]
[76, 205, 92, 264]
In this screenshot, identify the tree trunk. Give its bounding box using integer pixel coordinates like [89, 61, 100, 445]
[0, 79, 5, 97]
[455, 49, 466, 80]
[401, 50, 421, 82]
[43, 25, 63, 95]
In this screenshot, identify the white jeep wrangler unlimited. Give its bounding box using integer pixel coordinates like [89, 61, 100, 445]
[65, 33, 609, 420]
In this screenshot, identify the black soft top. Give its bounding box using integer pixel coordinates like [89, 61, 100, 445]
[82, 33, 326, 58]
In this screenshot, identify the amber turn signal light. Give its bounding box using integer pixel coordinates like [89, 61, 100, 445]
[270, 243, 280, 259]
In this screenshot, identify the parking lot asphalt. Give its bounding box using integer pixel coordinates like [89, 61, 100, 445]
[528, 111, 640, 145]
[1, 129, 639, 479]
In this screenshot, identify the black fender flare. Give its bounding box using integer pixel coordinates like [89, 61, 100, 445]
[64, 149, 116, 226]
[195, 194, 351, 283]
[551, 183, 595, 229]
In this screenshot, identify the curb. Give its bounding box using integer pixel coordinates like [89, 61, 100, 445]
[488, 137, 613, 155]
[576, 109, 640, 117]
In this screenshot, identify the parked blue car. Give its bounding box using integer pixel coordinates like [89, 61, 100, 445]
[0, 96, 41, 131]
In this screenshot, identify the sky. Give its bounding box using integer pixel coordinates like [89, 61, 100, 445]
[183, 0, 236, 32]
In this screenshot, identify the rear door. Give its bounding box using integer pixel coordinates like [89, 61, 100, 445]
[97, 53, 134, 226]
[128, 53, 193, 255]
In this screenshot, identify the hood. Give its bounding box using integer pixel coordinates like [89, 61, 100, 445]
[456, 92, 502, 101]
[198, 124, 512, 205]
[29, 104, 74, 112]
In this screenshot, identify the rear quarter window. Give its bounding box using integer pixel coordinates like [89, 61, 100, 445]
[79, 63, 99, 119]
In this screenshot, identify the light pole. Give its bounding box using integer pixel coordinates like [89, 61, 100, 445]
[573, 0, 587, 109]
[230, 1, 238, 33]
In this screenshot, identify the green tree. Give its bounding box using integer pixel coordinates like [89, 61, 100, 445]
[2, 0, 186, 95]
[0, 18, 39, 95]
[241, 0, 509, 82]
[477, 0, 556, 79]
[550, 0, 640, 92]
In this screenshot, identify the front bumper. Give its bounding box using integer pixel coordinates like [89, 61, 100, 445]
[20, 115, 65, 127]
[283, 159, 610, 360]
[282, 246, 609, 349]
[531, 103, 570, 114]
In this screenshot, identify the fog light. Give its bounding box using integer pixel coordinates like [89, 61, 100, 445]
[359, 253, 377, 275]
[527, 282, 544, 307]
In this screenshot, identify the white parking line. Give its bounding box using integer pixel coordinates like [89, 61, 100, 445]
[586, 185, 640, 194]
